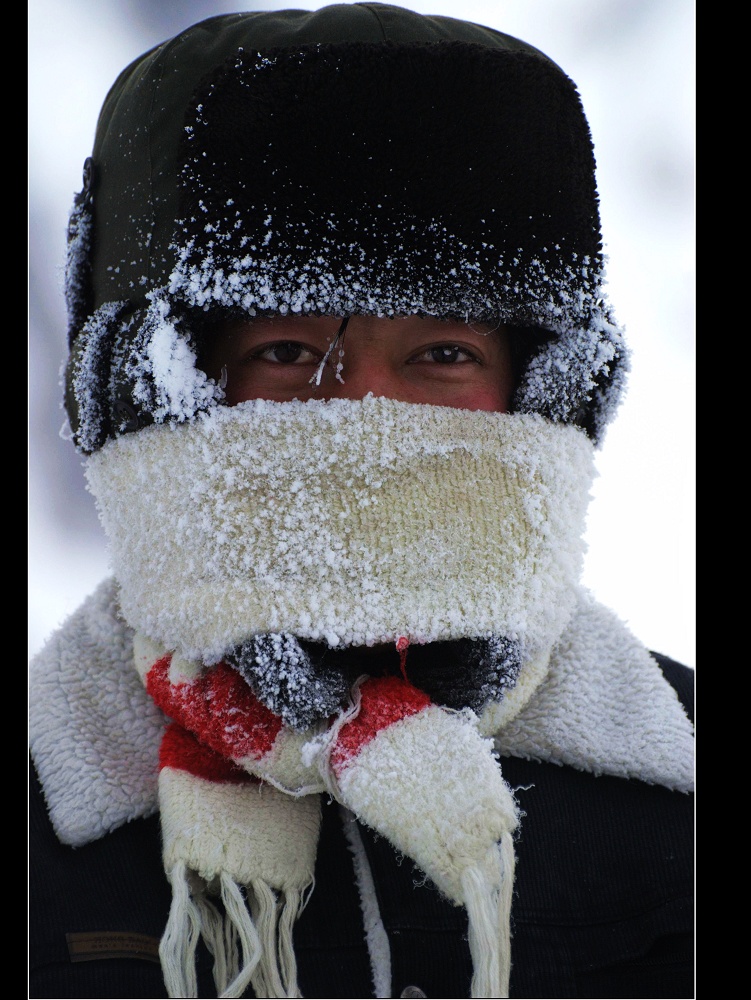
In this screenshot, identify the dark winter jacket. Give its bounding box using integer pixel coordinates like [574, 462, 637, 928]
[29, 654, 693, 1000]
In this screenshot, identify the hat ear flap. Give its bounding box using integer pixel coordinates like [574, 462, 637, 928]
[65, 158, 96, 349]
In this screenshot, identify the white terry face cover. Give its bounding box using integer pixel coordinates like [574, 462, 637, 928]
[85, 395, 594, 676]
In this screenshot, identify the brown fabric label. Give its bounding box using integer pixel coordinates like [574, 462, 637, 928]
[66, 931, 161, 963]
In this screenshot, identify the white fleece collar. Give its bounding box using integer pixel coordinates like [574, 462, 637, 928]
[494, 589, 694, 790]
[29, 576, 693, 850]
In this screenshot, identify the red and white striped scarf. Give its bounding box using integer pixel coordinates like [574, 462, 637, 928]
[138, 643, 519, 999]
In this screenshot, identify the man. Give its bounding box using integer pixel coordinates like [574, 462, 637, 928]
[29, 4, 694, 998]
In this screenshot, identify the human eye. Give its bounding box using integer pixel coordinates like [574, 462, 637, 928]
[409, 344, 481, 365]
[250, 341, 320, 365]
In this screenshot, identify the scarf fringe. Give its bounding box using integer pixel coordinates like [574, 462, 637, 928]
[216, 874, 263, 998]
[159, 862, 308, 999]
[160, 860, 205, 998]
[247, 880, 306, 998]
[463, 832, 516, 1000]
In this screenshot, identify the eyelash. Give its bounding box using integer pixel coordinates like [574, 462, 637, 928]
[409, 345, 480, 365]
[250, 342, 318, 364]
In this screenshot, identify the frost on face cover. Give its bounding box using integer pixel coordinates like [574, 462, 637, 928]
[85, 399, 595, 703]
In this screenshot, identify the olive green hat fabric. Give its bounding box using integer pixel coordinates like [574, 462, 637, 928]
[83, 3, 552, 314]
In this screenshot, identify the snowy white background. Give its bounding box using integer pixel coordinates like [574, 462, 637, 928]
[28, 0, 695, 669]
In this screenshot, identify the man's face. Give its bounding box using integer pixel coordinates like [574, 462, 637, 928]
[201, 315, 514, 412]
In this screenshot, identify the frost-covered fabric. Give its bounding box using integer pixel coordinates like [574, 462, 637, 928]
[226, 632, 353, 730]
[66, 294, 225, 454]
[84, 398, 593, 668]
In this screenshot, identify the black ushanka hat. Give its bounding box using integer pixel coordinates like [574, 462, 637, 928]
[64, 1, 628, 454]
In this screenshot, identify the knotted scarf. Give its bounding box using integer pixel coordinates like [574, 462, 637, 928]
[135, 639, 519, 998]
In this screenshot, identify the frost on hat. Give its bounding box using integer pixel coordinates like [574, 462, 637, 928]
[63, 4, 628, 454]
